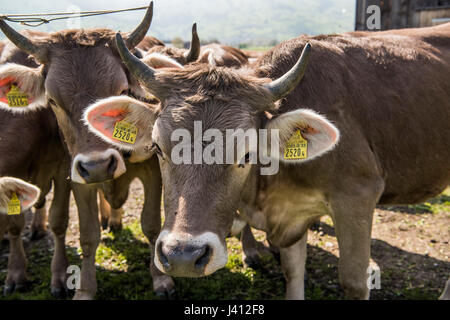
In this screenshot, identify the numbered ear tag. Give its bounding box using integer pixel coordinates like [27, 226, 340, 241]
[7, 193, 21, 215]
[113, 120, 138, 144]
[284, 130, 308, 160]
[7, 85, 29, 107]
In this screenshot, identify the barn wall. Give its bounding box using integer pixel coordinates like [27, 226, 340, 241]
[418, 8, 450, 26]
[355, 0, 450, 30]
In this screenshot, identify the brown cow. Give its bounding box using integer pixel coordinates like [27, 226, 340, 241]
[0, 2, 174, 299]
[0, 97, 71, 296]
[198, 43, 249, 68]
[0, 43, 73, 296]
[117, 33, 274, 269]
[86, 23, 450, 299]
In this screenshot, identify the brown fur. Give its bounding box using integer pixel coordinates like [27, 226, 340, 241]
[1, 26, 170, 299]
[0, 48, 71, 295]
[136, 36, 165, 51]
[143, 23, 450, 299]
[199, 44, 249, 67]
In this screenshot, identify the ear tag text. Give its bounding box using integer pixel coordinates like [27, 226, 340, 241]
[113, 120, 138, 144]
[284, 130, 308, 160]
[7, 85, 29, 107]
[7, 193, 21, 215]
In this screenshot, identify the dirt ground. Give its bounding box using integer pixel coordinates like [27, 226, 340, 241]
[0, 180, 448, 300]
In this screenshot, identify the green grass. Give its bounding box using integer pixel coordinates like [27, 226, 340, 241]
[0, 189, 448, 300]
[383, 187, 450, 214]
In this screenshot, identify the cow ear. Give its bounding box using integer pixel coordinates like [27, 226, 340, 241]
[0, 177, 40, 215]
[265, 109, 340, 163]
[84, 96, 159, 152]
[142, 53, 183, 69]
[0, 63, 46, 113]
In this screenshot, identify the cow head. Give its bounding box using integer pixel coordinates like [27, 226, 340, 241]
[0, 177, 40, 215]
[0, 2, 156, 184]
[85, 34, 340, 277]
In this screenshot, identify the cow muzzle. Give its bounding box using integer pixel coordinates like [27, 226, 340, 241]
[155, 230, 228, 277]
[71, 149, 126, 184]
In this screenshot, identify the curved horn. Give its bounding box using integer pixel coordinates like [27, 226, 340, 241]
[126, 1, 154, 49]
[184, 23, 200, 63]
[264, 43, 311, 101]
[116, 33, 156, 89]
[0, 20, 46, 63]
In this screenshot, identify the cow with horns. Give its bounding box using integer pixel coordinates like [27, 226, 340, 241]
[86, 23, 450, 299]
[0, 2, 179, 299]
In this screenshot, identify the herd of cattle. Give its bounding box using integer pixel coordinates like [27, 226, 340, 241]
[0, 2, 449, 300]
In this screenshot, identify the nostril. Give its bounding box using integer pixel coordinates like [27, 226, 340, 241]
[123, 150, 132, 160]
[157, 241, 171, 270]
[194, 245, 211, 269]
[77, 161, 90, 179]
[107, 155, 117, 176]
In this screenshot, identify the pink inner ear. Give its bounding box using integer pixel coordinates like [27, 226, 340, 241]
[15, 187, 34, 208]
[0, 77, 35, 104]
[0, 77, 14, 104]
[87, 105, 127, 139]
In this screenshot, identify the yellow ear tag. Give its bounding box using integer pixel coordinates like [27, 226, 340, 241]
[284, 130, 308, 160]
[7, 193, 21, 215]
[113, 120, 138, 144]
[7, 85, 29, 107]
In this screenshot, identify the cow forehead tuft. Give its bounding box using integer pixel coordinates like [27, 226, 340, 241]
[41, 29, 116, 49]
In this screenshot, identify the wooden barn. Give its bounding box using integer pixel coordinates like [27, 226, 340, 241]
[355, 0, 450, 30]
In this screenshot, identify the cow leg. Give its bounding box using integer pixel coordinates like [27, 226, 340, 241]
[330, 184, 382, 300]
[30, 206, 47, 240]
[4, 213, 27, 294]
[30, 178, 52, 240]
[0, 214, 7, 243]
[241, 224, 272, 269]
[140, 158, 175, 298]
[48, 177, 71, 298]
[71, 184, 100, 300]
[109, 207, 123, 232]
[98, 190, 110, 230]
[280, 232, 307, 300]
[439, 278, 450, 300]
[98, 189, 123, 232]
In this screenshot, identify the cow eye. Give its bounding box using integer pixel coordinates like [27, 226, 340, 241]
[120, 89, 130, 96]
[238, 153, 251, 168]
[152, 143, 163, 157]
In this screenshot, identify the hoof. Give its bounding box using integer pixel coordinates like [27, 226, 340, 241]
[243, 254, 263, 270]
[101, 219, 109, 231]
[3, 284, 14, 296]
[51, 286, 68, 299]
[3, 282, 26, 295]
[155, 288, 177, 300]
[109, 223, 123, 233]
[154, 275, 176, 300]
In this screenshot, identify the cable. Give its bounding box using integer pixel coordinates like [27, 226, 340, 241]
[0, 6, 149, 27]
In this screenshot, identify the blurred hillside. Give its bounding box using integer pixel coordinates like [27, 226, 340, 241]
[0, 0, 355, 45]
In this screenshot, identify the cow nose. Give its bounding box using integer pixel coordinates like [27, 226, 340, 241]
[158, 241, 212, 276]
[76, 155, 117, 184]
